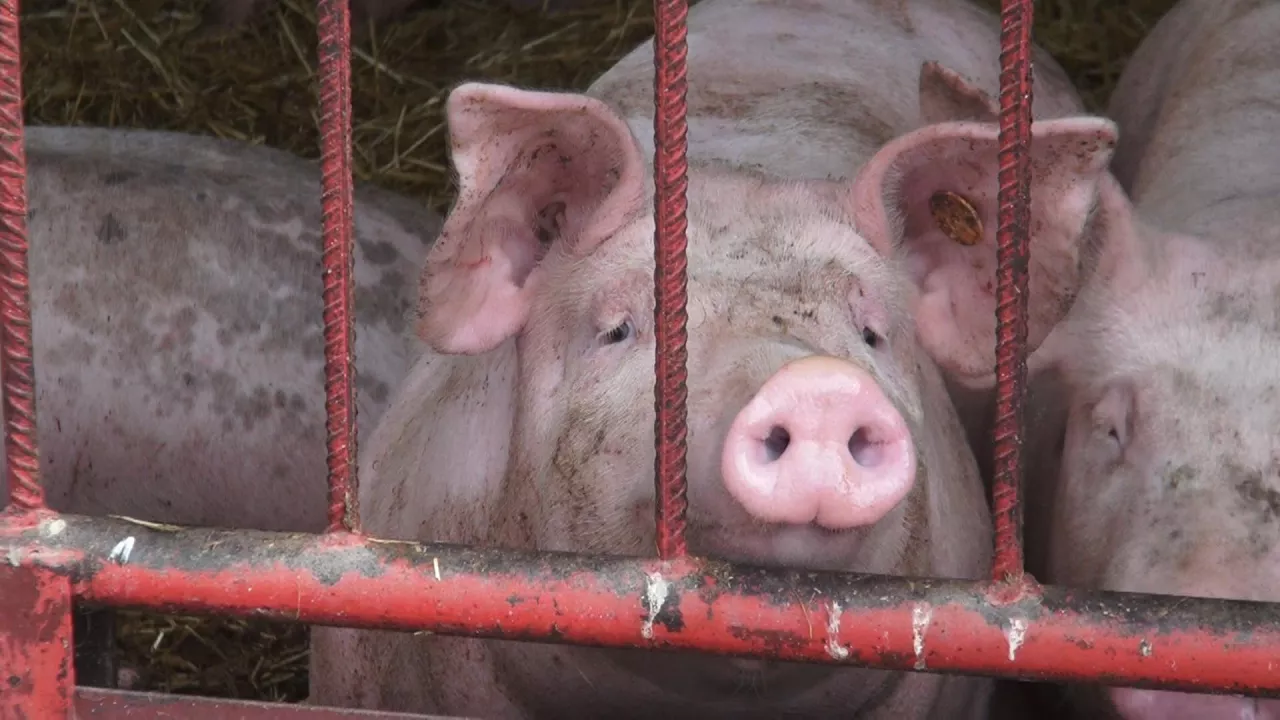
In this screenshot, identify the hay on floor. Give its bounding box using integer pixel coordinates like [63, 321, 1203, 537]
[20, 0, 1178, 704]
[22, 0, 658, 214]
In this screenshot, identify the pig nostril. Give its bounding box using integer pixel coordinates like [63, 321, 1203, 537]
[763, 426, 790, 462]
[848, 427, 884, 467]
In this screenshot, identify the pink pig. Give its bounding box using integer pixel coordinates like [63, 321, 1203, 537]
[936, 1, 1280, 718]
[2, 125, 435, 534]
[308, 0, 1117, 717]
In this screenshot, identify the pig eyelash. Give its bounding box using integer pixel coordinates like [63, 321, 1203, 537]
[599, 318, 635, 346]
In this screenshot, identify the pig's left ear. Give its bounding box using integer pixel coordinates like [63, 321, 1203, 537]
[418, 82, 648, 355]
[848, 116, 1118, 389]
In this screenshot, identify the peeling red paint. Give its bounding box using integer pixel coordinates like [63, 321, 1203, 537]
[0, 564, 75, 718]
[2, 514, 1279, 698]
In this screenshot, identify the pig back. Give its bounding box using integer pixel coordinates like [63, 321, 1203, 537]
[587, 0, 1085, 181]
[1, 125, 437, 533]
[1106, 0, 1280, 253]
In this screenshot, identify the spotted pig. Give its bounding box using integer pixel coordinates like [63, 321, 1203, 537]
[307, 0, 1117, 717]
[0, 126, 437, 533]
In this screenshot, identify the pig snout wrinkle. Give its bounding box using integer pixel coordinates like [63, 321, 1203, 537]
[1110, 688, 1279, 720]
[721, 355, 916, 530]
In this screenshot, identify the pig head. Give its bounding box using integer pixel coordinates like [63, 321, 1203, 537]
[307, 67, 1117, 717]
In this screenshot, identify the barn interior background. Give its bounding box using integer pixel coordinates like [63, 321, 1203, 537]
[18, 0, 1180, 704]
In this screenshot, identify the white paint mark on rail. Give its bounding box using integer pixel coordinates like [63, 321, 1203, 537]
[642, 572, 670, 640]
[912, 604, 934, 670]
[1006, 617, 1028, 661]
[825, 600, 850, 660]
[109, 536, 136, 565]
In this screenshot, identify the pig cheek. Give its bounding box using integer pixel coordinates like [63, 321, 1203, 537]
[550, 360, 656, 555]
[871, 329, 926, 427]
[1053, 412, 1114, 581]
[551, 424, 654, 555]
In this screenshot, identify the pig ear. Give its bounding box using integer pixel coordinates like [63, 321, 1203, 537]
[917, 61, 999, 124]
[417, 82, 648, 355]
[849, 116, 1118, 388]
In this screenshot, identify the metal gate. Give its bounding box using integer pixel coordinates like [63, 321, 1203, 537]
[1, 0, 1277, 716]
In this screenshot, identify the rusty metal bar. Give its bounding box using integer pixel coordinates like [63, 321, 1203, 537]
[316, 0, 360, 533]
[989, 0, 1035, 582]
[6, 513, 1280, 696]
[650, 0, 692, 560]
[0, 563, 76, 718]
[0, 0, 43, 512]
[75, 687, 455, 718]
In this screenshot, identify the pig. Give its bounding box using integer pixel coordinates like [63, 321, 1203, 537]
[1, 125, 438, 534]
[307, 0, 1119, 717]
[942, 0, 1280, 718]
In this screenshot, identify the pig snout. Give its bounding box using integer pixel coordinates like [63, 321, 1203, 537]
[720, 355, 916, 530]
[1110, 688, 1280, 720]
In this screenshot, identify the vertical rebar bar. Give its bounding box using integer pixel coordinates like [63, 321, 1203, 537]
[316, 0, 359, 533]
[651, 0, 691, 559]
[990, 0, 1036, 582]
[0, 0, 42, 512]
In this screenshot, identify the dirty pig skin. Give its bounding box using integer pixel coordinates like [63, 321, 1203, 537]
[2, 125, 438, 534]
[958, 0, 1280, 718]
[308, 0, 1118, 718]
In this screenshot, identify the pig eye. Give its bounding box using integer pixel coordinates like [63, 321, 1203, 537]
[861, 327, 881, 348]
[1089, 382, 1135, 461]
[599, 318, 634, 346]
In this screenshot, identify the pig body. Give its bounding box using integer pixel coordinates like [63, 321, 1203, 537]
[977, 1, 1280, 718]
[309, 0, 1118, 717]
[1, 125, 437, 533]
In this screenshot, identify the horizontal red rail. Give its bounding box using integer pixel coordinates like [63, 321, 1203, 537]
[4, 511, 1278, 696]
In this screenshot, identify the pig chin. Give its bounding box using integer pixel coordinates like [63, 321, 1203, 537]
[688, 520, 877, 573]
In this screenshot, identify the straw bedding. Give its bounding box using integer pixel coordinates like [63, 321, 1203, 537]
[21, 0, 1177, 703]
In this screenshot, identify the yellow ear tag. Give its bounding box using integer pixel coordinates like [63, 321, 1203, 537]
[928, 191, 983, 246]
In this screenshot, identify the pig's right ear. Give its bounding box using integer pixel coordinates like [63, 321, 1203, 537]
[416, 82, 648, 355]
[847, 116, 1119, 389]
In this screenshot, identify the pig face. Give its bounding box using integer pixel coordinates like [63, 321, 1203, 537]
[1047, 233, 1280, 598]
[1036, 224, 1280, 718]
[420, 81, 1116, 576]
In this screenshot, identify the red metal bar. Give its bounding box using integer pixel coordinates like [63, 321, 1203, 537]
[316, 0, 360, 533]
[651, 0, 691, 560]
[75, 687, 454, 718]
[0, 563, 76, 717]
[989, 0, 1035, 582]
[0, 0, 42, 513]
[7, 513, 1280, 696]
